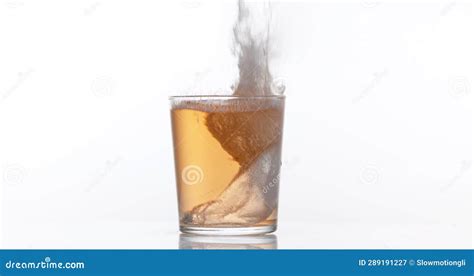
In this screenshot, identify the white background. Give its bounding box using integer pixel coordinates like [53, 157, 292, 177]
[0, 0, 472, 249]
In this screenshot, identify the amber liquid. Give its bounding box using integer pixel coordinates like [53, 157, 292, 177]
[171, 98, 284, 228]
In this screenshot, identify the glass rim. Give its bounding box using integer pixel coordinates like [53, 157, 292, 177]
[169, 94, 285, 100]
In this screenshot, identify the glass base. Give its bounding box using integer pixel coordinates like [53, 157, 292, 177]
[180, 225, 277, 236]
[179, 233, 278, 249]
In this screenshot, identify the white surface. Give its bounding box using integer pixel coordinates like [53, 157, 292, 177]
[1, 220, 469, 249]
[0, 0, 472, 249]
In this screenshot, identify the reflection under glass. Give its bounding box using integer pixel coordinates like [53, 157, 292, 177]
[179, 234, 278, 249]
